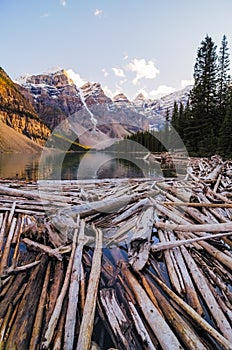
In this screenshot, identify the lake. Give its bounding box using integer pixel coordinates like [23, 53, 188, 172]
[0, 150, 166, 181]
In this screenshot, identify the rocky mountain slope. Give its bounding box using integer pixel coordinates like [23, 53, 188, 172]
[17, 69, 192, 136]
[16, 70, 148, 148]
[0, 120, 43, 153]
[0, 67, 51, 146]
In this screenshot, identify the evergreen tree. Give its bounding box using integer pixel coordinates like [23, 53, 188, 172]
[217, 34, 231, 127]
[218, 87, 232, 157]
[185, 35, 218, 155]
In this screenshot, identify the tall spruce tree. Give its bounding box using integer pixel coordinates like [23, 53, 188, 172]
[185, 35, 218, 155]
[218, 87, 232, 157]
[217, 35, 231, 127]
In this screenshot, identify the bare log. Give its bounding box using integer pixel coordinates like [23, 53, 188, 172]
[76, 227, 102, 350]
[22, 238, 63, 261]
[155, 221, 232, 233]
[42, 222, 79, 349]
[128, 205, 154, 271]
[64, 220, 86, 350]
[29, 261, 51, 349]
[0, 217, 17, 275]
[5, 255, 48, 350]
[150, 272, 232, 350]
[181, 245, 232, 342]
[121, 262, 184, 350]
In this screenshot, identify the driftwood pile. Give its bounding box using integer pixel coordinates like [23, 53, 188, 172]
[0, 155, 231, 349]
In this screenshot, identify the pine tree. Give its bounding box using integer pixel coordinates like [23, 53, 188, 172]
[218, 87, 232, 157]
[217, 35, 231, 128]
[185, 35, 218, 155]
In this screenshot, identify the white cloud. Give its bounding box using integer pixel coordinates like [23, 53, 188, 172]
[66, 69, 87, 88]
[181, 78, 194, 88]
[126, 58, 159, 85]
[102, 69, 109, 78]
[94, 9, 102, 17]
[112, 67, 125, 78]
[135, 85, 176, 100]
[60, 0, 66, 7]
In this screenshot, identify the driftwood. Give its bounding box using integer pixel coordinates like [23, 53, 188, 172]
[76, 227, 102, 350]
[64, 220, 86, 350]
[128, 204, 154, 271]
[121, 262, 184, 350]
[0, 155, 231, 349]
[42, 223, 79, 349]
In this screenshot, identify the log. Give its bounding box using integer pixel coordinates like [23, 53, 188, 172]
[157, 229, 183, 295]
[128, 301, 157, 350]
[64, 220, 86, 350]
[42, 260, 64, 340]
[99, 288, 135, 350]
[151, 231, 232, 253]
[76, 227, 102, 350]
[121, 262, 184, 350]
[150, 273, 232, 350]
[42, 223, 79, 349]
[22, 238, 63, 261]
[128, 205, 154, 271]
[142, 274, 208, 350]
[5, 255, 48, 350]
[181, 245, 232, 342]
[29, 261, 51, 349]
[0, 212, 8, 255]
[155, 221, 232, 233]
[0, 217, 17, 275]
[161, 201, 232, 208]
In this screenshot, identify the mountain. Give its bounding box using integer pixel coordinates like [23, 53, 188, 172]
[0, 67, 51, 146]
[17, 70, 147, 148]
[0, 120, 43, 153]
[132, 86, 192, 129]
[16, 68, 192, 147]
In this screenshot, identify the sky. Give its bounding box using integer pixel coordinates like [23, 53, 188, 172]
[1, 0, 232, 100]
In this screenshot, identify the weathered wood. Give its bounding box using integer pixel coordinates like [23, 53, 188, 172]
[76, 227, 102, 350]
[143, 274, 208, 350]
[5, 255, 48, 350]
[150, 273, 232, 350]
[151, 231, 232, 253]
[181, 245, 232, 342]
[99, 288, 135, 350]
[29, 261, 51, 349]
[42, 223, 79, 349]
[64, 220, 86, 350]
[128, 205, 154, 271]
[22, 237, 63, 261]
[121, 262, 184, 350]
[155, 221, 232, 233]
[0, 217, 17, 274]
[128, 301, 157, 350]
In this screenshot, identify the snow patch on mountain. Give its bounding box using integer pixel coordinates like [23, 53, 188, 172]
[78, 88, 98, 127]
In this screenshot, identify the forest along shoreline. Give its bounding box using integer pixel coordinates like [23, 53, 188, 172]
[0, 155, 231, 349]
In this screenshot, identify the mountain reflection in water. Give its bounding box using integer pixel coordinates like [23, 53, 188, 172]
[0, 151, 164, 181]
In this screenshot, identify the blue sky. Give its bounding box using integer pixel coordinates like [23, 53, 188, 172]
[1, 0, 232, 99]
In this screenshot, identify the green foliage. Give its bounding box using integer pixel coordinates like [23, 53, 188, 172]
[171, 34, 232, 158]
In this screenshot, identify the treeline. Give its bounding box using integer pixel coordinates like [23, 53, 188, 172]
[126, 34, 232, 158]
[172, 34, 232, 157]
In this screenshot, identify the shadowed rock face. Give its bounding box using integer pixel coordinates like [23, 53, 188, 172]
[0, 67, 51, 146]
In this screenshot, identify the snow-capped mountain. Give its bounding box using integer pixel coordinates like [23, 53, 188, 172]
[17, 69, 192, 147]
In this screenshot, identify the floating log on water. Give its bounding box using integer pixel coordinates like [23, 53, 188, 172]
[0, 155, 231, 349]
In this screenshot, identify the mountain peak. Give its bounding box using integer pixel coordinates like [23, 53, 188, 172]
[113, 93, 130, 103]
[134, 92, 146, 102]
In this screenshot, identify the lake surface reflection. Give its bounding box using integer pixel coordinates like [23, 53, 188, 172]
[0, 151, 165, 181]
